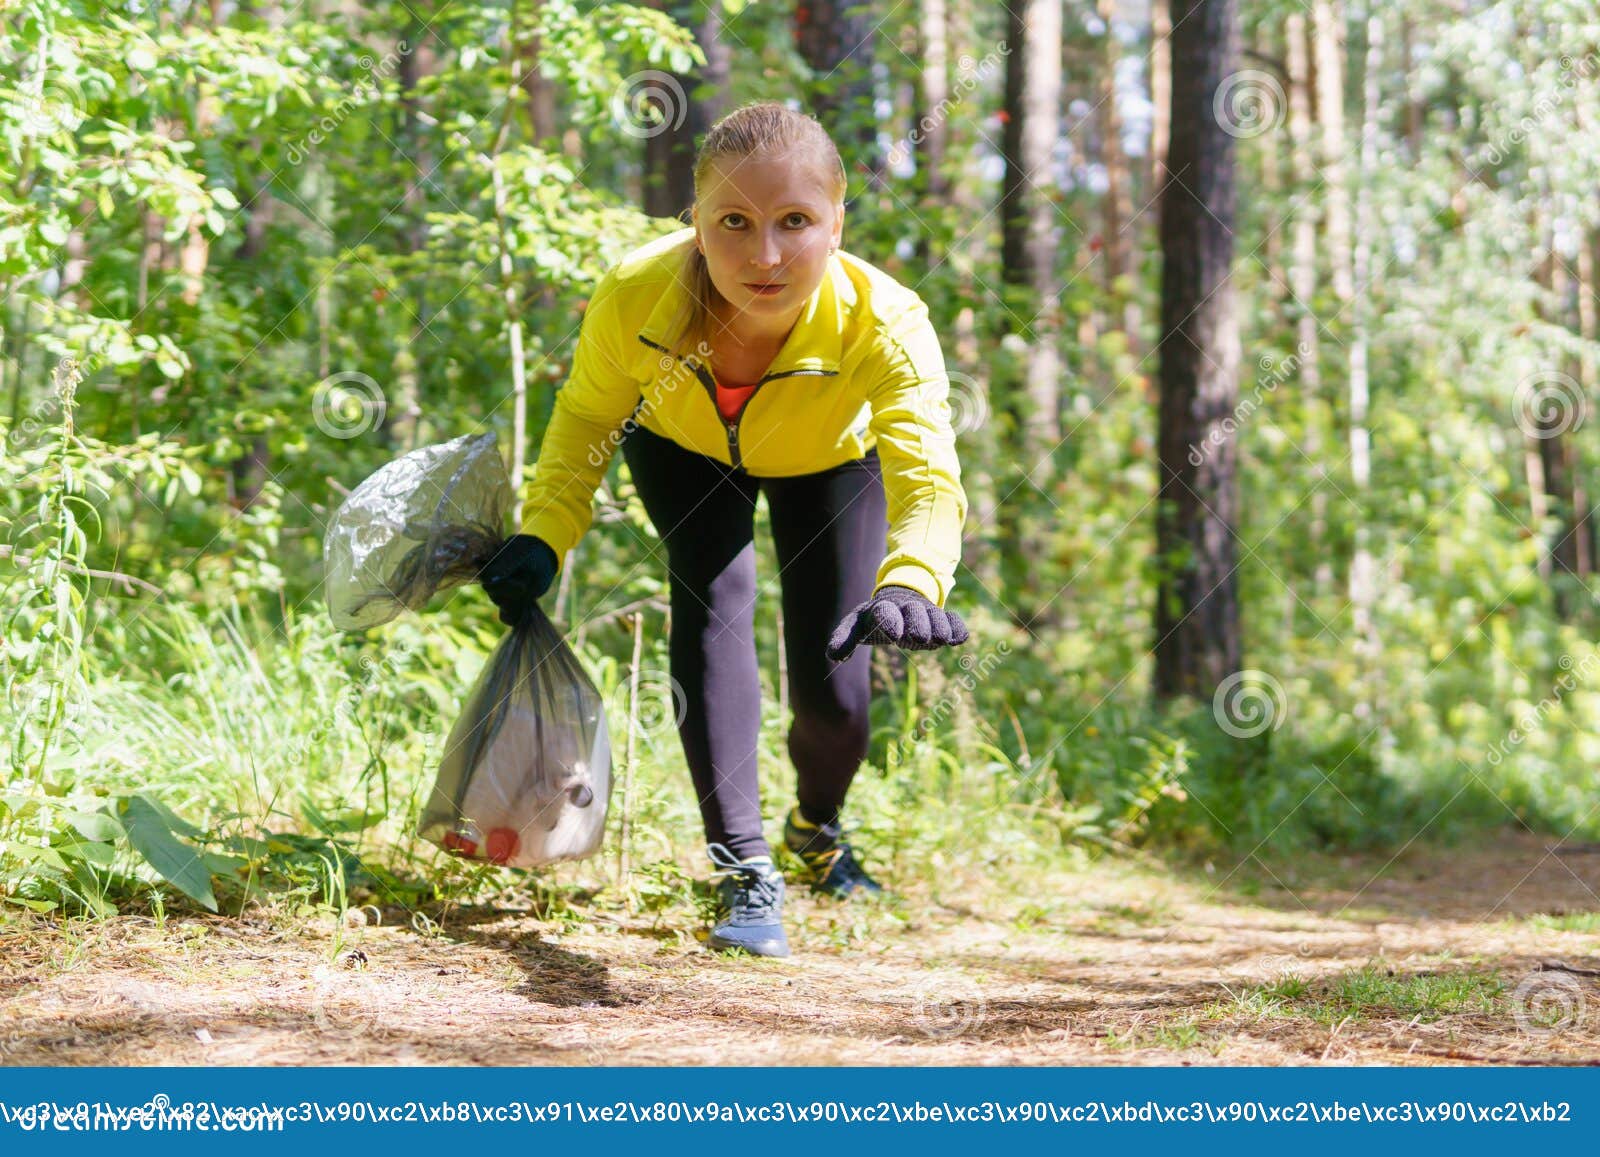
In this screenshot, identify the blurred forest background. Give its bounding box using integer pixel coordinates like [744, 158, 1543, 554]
[4, 0, 1600, 919]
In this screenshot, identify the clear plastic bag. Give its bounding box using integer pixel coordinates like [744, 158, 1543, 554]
[323, 432, 612, 867]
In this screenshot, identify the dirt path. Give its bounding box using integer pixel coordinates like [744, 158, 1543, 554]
[4, 831, 1599, 1066]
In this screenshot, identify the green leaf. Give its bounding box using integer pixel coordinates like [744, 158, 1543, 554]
[116, 794, 217, 911]
[55, 840, 116, 867]
[66, 811, 122, 842]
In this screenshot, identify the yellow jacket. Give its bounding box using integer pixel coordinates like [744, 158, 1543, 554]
[521, 227, 968, 606]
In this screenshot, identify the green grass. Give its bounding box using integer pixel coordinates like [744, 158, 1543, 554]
[1521, 911, 1600, 934]
[1219, 964, 1505, 1026]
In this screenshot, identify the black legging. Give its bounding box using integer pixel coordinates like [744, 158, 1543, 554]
[620, 424, 887, 860]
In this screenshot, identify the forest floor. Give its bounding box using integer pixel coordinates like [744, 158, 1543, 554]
[3, 829, 1599, 1066]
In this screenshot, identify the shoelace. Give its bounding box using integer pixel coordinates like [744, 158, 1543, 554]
[707, 843, 783, 924]
[807, 842, 873, 889]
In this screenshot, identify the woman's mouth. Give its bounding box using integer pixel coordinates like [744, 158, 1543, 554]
[745, 283, 786, 296]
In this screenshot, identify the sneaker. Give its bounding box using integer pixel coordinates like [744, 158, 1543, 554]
[783, 806, 884, 899]
[705, 844, 790, 957]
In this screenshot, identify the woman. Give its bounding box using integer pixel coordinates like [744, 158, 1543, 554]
[480, 102, 968, 958]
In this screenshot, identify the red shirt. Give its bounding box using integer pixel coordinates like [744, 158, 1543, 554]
[713, 376, 760, 423]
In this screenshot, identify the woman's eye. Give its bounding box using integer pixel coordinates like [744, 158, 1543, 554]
[722, 214, 745, 228]
[786, 213, 809, 228]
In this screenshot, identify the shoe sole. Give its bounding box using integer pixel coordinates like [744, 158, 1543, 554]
[707, 933, 791, 958]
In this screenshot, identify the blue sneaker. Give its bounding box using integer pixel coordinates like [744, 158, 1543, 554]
[705, 844, 790, 958]
[783, 806, 884, 899]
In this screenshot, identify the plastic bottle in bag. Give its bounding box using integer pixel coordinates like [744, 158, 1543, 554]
[323, 432, 611, 867]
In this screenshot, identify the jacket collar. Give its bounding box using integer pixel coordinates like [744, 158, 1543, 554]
[636, 231, 847, 378]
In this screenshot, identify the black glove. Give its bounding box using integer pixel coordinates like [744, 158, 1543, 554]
[478, 534, 558, 627]
[825, 585, 969, 662]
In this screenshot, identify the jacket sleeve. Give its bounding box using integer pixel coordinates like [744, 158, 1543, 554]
[861, 298, 969, 607]
[519, 270, 642, 570]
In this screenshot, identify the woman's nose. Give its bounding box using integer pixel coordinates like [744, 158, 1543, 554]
[750, 230, 782, 268]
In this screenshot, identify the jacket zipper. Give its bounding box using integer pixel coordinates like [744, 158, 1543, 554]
[718, 369, 835, 470]
[639, 337, 836, 470]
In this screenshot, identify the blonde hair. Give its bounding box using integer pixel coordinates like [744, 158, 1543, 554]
[667, 102, 847, 358]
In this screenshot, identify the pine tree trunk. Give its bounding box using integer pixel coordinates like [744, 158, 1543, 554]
[644, 1, 728, 221]
[1348, 5, 1381, 712]
[1288, 10, 1330, 592]
[998, 0, 1063, 633]
[1154, 0, 1242, 701]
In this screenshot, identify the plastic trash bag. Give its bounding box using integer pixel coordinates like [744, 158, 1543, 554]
[323, 432, 611, 867]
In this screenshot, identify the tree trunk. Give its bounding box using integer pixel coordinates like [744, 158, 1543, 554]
[389, 11, 435, 451]
[1287, 9, 1329, 592]
[1153, 0, 1242, 701]
[1150, 0, 1172, 196]
[794, 0, 882, 189]
[1347, 5, 1381, 713]
[914, 0, 950, 218]
[997, 0, 1063, 633]
[1313, 0, 1352, 305]
[644, 1, 728, 221]
[1098, 0, 1137, 345]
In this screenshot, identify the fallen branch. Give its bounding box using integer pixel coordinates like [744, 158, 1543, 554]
[0, 545, 164, 597]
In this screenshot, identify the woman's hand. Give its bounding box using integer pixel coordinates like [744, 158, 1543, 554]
[478, 534, 558, 627]
[825, 585, 969, 662]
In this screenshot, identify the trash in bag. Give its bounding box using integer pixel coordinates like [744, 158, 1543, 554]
[323, 432, 612, 867]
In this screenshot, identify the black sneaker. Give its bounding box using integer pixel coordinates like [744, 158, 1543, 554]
[783, 806, 884, 899]
[705, 844, 790, 957]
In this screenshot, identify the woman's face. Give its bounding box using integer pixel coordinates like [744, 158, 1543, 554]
[692, 152, 844, 335]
